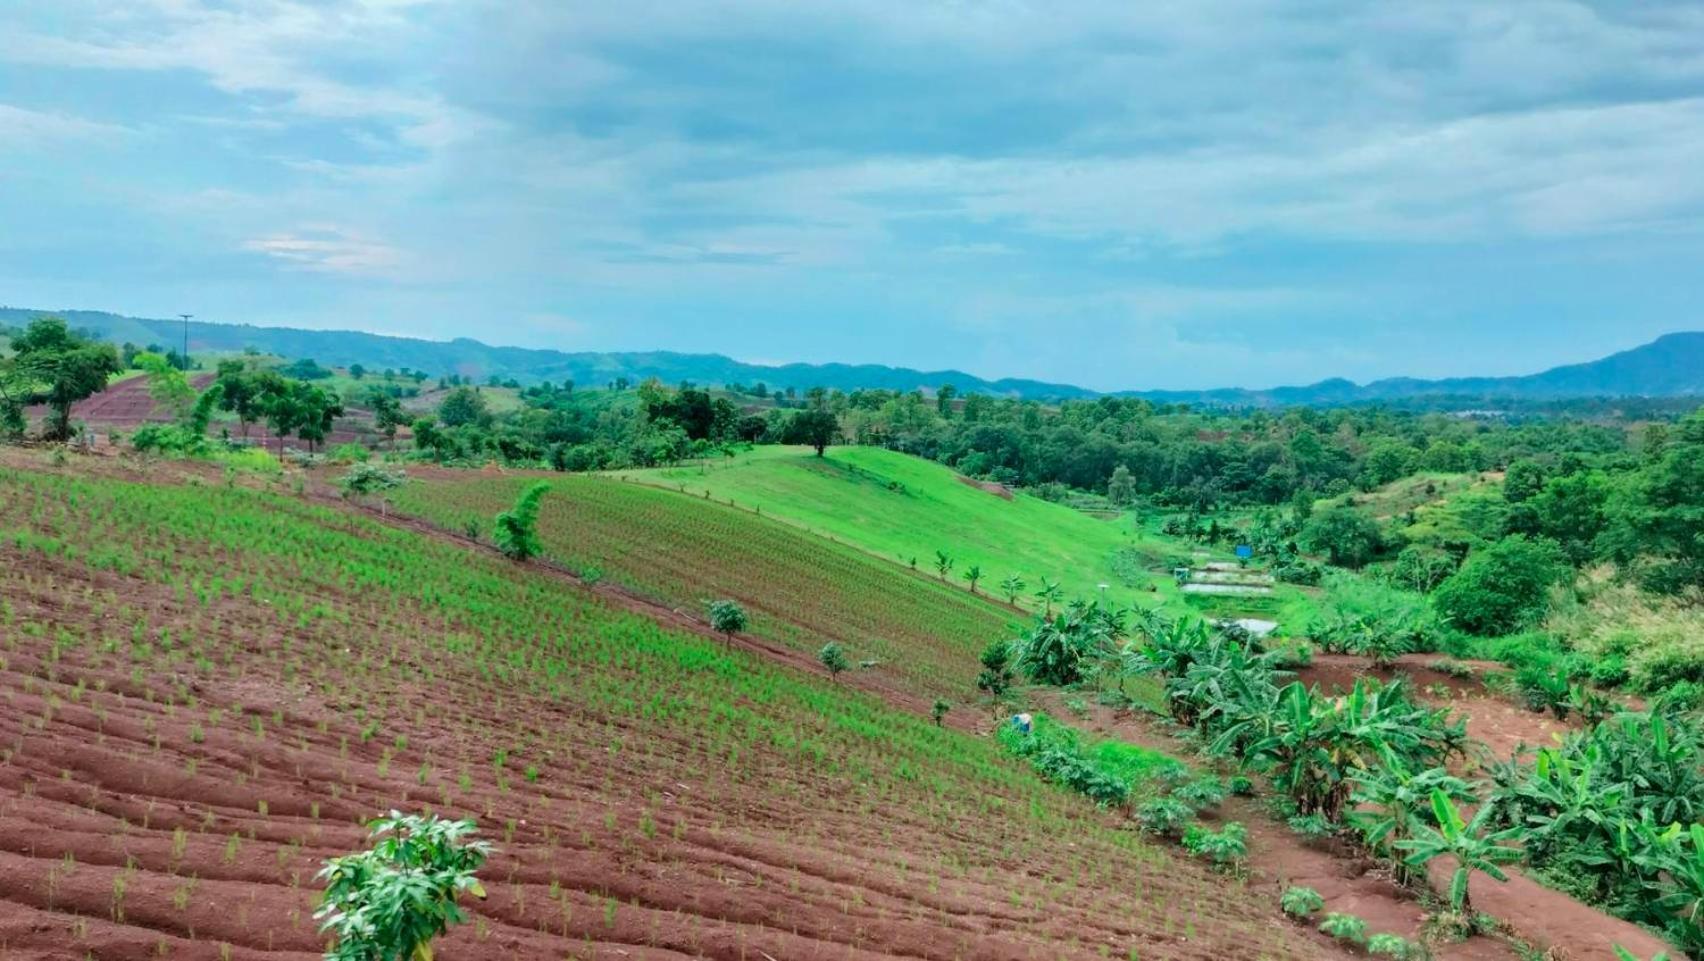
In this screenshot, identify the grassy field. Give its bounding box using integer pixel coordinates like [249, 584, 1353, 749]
[616, 445, 1234, 617]
[391, 470, 1020, 701]
[0, 454, 1318, 961]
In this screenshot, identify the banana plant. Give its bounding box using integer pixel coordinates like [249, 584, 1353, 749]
[1397, 790, 1523, 918]
[1349, 764, 1476, 881]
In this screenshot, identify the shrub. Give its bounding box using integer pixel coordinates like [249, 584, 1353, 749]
[1514, 664, 1572, 718]
[818, 642, 849, 680]
[493, 482, 549, 561]
[1367, 933, 1426, 959]
[1134, 797, 1193, 837]
[976, 638, 1014, 695]
[1280, 885, 1324, 918]
[1173, 777, 1226, 810]
[706, 599, 748, 639]
[1181, 821, 1248, 869]
[315, 811, 490, 961]
[1318, 912, 1368, 945]
[329, 442, 370, 464]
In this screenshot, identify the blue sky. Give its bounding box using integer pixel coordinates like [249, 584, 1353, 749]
[1, 1, 1701, 390]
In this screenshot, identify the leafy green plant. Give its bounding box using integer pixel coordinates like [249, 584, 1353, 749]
[1181, 821, 1247, 870]
[1279, 885, 1324, 918]
[1134, 797, 1193, 837]
[1318, 911, 1368, 945]
[492, 482, 549, 561]
[315, 811, 491, 961]
[1397, 790, 1522, 919]
[818, 642, 849, 680]
[1366, 932, 1426, 959]
[931, 699, 950, 726]
[976, 638, 1014, 695]
[706, 599, 748, 641]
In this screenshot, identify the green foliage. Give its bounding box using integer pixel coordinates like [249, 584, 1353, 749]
[931, 699, 950, 726]
[339, 463, 407, 501]
[996, 714, 1178, 809]
[2, 316, 122, 441]
[493, 481, 549, 561]
[1300, 507, 1383, 568]
[315, 811, 491, 961]
[1013, 600, 1125, 687]
[1279, 885, 1324, 918]
[1181, 821, 1248, 869]
[437, 386, 490, 428]
[976, 638, 1014, 695]
[707, 599, 748, 637]
[1133, 796, 1194, 836]
[1366, 933, 1426, 959]
[1432, 535, 1569, 635]
[998, 573, 1026, 604]
[1396, 790, 1521, 917]
[1317, 912, 1368, 945]
[818, 641, 849, 679]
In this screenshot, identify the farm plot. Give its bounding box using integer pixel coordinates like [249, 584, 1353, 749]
[391, 470, 1018, 703]
[0, 459, 1331, 961]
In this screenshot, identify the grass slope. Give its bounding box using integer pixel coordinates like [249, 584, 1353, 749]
[392, 470, 1019, 701]
[0, 457, 1321, 961]
[618, 446, 1213, 614]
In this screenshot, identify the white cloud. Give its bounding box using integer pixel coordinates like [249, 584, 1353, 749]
[243, 225, 404, 276]
[0, 103, 129, 146]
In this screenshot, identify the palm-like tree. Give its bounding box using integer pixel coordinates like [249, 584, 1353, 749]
[1350, 764, 1476, 882]
[1397, 790, 1523, 919]
[999, 574, 1026, 605]
[963, 564, 983, 594]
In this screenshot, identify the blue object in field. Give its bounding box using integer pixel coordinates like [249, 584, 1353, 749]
[1012, 713, 1033, 734]
[1235, 544, 1253, 559]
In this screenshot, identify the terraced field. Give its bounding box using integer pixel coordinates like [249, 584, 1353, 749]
[618, 446, 1227, 615]
[392, 470, 1017, 703]
[0, 455, 1331, 961]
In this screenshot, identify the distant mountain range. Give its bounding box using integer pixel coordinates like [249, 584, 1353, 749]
[4, 307, 1700, 404]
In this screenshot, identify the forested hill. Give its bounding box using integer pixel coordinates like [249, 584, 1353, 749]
[3, 306, 1699, 402]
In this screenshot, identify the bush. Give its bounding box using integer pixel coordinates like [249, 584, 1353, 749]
[1318, 912, 1368, 945]
[1280, 885, 1325, 918]
[493, 481, 549, 561]
[1182, 821, 1248, 869]
[315, 812, 490, 961]
[976, 638, 1014, 695]
[1367, 933, 1425, 959]
[1173, 777, 1227, 810]
[1433, 535, 1569, 635]
[329, 442, 370, 464]
[1134, 797, 1194, 836]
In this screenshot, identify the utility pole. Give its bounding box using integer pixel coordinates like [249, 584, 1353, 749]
[178, 313, 193, 371]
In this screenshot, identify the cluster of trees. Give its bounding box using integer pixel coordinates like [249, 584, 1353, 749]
[0, 317, 123, 441]
[408, 379, 842, 469]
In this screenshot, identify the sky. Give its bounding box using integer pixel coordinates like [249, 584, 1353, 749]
[1, 1, 1702, 391]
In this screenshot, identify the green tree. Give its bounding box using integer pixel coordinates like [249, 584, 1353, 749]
[1300, 507, 1383, 568]
[707, 599, 748, 641]
[136, 351, 196, 421]
[818, 641, 849, 680]
[215, 361, 267, 440]
[315, 811, 490, 961]
[1033, 577, 1063, 617]
[786, 408, 839, 456]
[1432, 535, 1568, 635]
[931, 699, 950, 727]
[339, 463, 407, 516]
[962, 564, 983, 594]
[1107, 465, 1136, 507]
[493, 482, 549, 561]
[933, 550, 954, 581]
[999, 574, 1026, 605]
[1503, 459, 1547, 503]
[367, 388, 408, 450]
[3, 317, 122, 441]
[1396, 790, 1522, 920]
[976, 639, 1014, 695]
[438, 386, 489, 428]
[348, 363, 366, 380]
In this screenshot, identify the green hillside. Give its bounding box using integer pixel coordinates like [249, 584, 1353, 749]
[391, 470, 1018, 700]
[617, 446, 1236, 616]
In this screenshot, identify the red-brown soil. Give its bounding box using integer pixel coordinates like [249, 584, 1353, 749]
[955, 475, 1013, 500]
[0, 452, 1333, 961]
